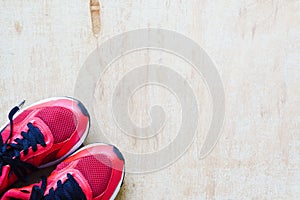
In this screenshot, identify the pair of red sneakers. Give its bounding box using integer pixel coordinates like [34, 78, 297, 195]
[0, 97, 125, 200]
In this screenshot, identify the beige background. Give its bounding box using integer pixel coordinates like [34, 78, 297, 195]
[0, 0, 300, 199]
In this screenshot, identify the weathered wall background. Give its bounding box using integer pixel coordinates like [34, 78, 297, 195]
[0, 0, 299, 199]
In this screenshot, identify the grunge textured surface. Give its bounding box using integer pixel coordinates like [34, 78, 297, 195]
[0, 0, 299, 199]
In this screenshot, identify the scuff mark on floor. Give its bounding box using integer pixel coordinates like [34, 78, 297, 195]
[14, 21, 23, 34]
[90, 0, 101, 37]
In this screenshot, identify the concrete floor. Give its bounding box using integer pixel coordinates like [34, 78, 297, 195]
[1, 0, 300, 199]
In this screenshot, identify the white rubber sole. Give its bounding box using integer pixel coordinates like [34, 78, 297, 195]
[0, 96, 90, 168]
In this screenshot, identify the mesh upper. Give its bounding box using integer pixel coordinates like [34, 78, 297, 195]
[76, 155, 112, 197]
[36, 106, 77, 143]
[56, 154, 112, 198]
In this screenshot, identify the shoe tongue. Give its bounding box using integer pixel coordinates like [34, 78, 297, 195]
[69, 171, 94, 199]
[42, 169, 93, 199]
[54, 153, 113, 197]
[6, 116, 53, 145]
[0, 109, 34, 143]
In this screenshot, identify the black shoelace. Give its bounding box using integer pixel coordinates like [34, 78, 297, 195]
[0, 101, 46, 179]
[30, 173, 87, 200]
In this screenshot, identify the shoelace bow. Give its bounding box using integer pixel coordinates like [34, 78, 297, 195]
[30, 173, 87, 200]
[0, 101, 46, 179]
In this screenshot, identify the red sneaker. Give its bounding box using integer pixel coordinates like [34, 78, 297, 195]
[0, 97, 90, 194]
[1, 143, 125, 200]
